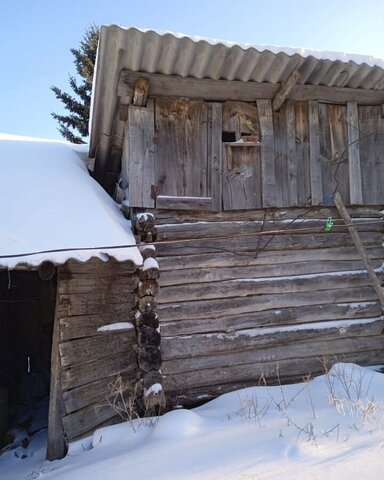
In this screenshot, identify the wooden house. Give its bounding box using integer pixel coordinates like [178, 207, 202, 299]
[0, 136, 142, 459]
[89, 26, 384, 409]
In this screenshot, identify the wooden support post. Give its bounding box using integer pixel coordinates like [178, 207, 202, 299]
[334, 192, 384, 310]
[132, 77, 150, 107]
[46, 286, 67, 460]
[272, 70, 301, 112]
[308, 101, 323, 206]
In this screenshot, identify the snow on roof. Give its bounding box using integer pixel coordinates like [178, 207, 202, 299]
[0, 134, 142, 269]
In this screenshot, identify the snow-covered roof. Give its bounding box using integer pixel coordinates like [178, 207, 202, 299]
[0, 134, 142, 269]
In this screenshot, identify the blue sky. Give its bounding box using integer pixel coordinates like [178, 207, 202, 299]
[1, 0, 383, 140]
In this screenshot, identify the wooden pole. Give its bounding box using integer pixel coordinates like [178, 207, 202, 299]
[334, 192, 384, 310]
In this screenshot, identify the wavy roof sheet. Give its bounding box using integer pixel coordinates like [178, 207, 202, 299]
[0, 134, 142, 269]
[90, 26, 384, 159]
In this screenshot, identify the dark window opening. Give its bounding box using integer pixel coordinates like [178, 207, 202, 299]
[222, 131, 236, 142]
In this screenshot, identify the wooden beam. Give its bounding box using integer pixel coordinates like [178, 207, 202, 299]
[334, 191, 384, 310]
[118, 70, 384, 105]
[46, 283, 67, 460]
[272, 70, 301, 112]
[156, 195, 213, 211]
[132, 77, 150, 106]
[257, 99, 276, 206]
[308, 101, 323, 205]
[286, 101, 298, 206]
[347, 102, 363, 204]
[210, 103, 223, 212]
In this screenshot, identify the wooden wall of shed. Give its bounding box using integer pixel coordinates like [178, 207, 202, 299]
[51, 259, 139, 446]
[152, 206, 384, 406]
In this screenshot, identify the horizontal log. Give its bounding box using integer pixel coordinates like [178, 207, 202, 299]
[138, 279, 160, 297]
[156, 218, 383, 241]
[138, 295, 157, 313]
[158, 270, 383, 304]
[163, 337, 384, 390]
[63, 400, 118, 441]
[156, 232, 382, 257]
[58, 274, 136, 295]
[59, 330, 137, 367]
[60, 312, 136, 341]
[153, 207, 384, 225]
[62, 259, 136, 275]
[61, 349, 137, 391]
[156, 196, 212, 211]
[63, 371, 136, 414]
[143, 371, 163, 390]
[158, 285, 379, 321]
[118, 70, 384, 105]
[158, 246, 384, 271]
[139, 244, 156, 259]
[161, 318, 384, 362]
[59, 293, 136, 317]
[160, 301, 382, 335]
[159, 259, 383, 287]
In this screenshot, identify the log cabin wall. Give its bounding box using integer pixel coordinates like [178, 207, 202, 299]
[121, 83, 384, 407]
[48, 258, 139, 453]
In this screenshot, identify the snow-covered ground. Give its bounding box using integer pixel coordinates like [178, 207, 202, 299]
[0, 363, 383, 479]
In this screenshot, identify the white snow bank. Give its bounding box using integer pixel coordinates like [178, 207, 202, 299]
[0, 135, 142, 268]
[1, 363, 384, 480]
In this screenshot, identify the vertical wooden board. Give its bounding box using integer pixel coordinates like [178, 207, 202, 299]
[286, 101, 298, 206]
[347, 101, 363, 204]
[210, 103, 223, 211]
[125, 101, 155, 208]
[359, 105, 384, 204]
[318, 104, 349, 204]
[154, 97, 209, 198]
[257, 99, 277, 207]
[273, 106, 289, 207]
[308, 101, 323, 205]
[222, 145, 262, 210]
[222, 101, 260, 138]
[295, 102, 311, 206]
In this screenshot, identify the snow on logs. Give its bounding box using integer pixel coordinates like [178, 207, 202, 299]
[134, 213, 164, 410]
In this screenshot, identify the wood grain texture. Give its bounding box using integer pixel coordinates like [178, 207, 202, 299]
[308, 101, 323, 205]
[347, 101, 363, 204]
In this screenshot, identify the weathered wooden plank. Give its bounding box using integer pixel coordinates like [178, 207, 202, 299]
[210, 103, 223, 212]
[132, 77, 149, 106]
[162, 318, 384, 361]
[155, 97, 209, 198]
[158, 270, 383, 304]
[273, 105, 288, 207]
[359, 105, 384, 204]
[153, 206, 384, 224]
[257, 99, 276, 207]
[286, 101, 298, 206]
[59, 329, 137, 367]
[118, 70, 384, 105]
[159, 259, 382, 287]
[308, 101, 323, 205]
[58, 275, 136, 295]
[160, 301, 382, 336]
[318, 103, 349, 204]
[61, 349, 137, 391]
[62, 401, 118, 441]
[46, 288, 66, 460]
[295, 102, 311, 206]
[272, 70, 301, 112]
[60, 312, 136, 341]
[158, 285, 378, 321]
[59, 293, 136, 317]
[158, 245, 384, 271]
[156, 196, 212, 211]
[163, 336, 384, 389]
[347, 101, 363, 204]
[125, 101, 155, 208]
[156, 218, 383, 241]
[156, 231, 382, 257]
[63, 372, 136, 414]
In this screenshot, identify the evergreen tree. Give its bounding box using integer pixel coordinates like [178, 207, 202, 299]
[51, 25, 99, 143]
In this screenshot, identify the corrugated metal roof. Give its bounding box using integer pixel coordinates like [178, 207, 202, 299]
[90, 25, 384, 181]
